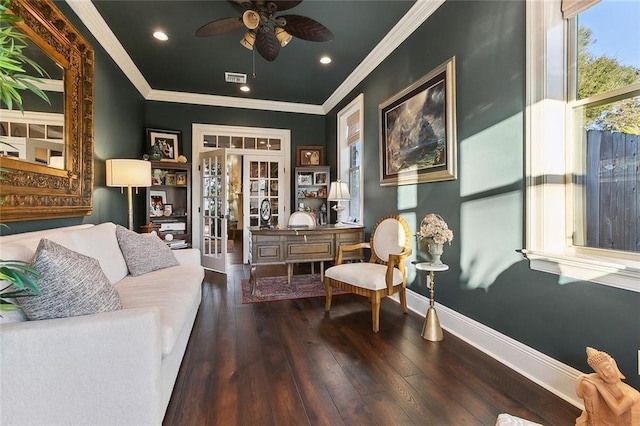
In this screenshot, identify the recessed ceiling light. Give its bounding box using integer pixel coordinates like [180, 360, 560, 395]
[240, 85, 250, 92]
[153, 31, 168, 41]
[320, 56, 332, 64]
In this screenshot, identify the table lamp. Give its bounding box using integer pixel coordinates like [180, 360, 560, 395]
[328, 180, 350, 226]
[106, 159, 151, 230]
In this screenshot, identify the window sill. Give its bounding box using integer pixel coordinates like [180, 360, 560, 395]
[520, 249, 640, 293]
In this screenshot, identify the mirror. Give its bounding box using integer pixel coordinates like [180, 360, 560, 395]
[0, 39, 65, 168]
[0, 0, 94, 222]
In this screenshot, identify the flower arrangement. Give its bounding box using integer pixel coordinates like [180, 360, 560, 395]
[418, 213, 453, 245]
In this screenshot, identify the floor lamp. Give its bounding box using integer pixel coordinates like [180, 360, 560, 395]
[106, 159, 151, 230]
[328, 181, 350, 227]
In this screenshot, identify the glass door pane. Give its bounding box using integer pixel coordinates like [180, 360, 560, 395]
[200, 149, 228, 273]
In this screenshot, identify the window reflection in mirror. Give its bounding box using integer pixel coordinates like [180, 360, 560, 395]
[0, 34, 65, 169]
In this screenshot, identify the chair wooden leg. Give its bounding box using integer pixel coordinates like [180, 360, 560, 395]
[324, 283, 333, 312]
[399, 287, 408, 313]
[372, 293, 381, 333]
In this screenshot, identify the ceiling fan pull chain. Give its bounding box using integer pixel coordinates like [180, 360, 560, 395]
[252, 47, 256, 79]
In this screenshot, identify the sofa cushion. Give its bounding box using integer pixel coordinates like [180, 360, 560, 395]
[115, 264, 203, 356]
[48, 222, 129, 284]
[116, 225, 179, 276]
[16, 239, 122, 320]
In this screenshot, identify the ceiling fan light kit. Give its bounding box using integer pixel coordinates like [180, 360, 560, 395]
[242, 10, 260, 29]
[196, 0, 333, 62]
[274, 27, 292, 47]
[240, 31, 256, 50]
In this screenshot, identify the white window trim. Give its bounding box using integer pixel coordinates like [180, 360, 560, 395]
[337, 93, 364, 225]
[524, 0, 640, 293]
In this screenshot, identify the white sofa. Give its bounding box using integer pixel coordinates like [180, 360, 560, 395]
[0, 222, 204, 425]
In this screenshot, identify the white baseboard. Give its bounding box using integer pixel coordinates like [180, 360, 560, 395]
[389, 290, 585, 409]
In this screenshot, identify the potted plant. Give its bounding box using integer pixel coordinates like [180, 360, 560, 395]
[0, 0, 49, 110]
[0, 0, 50, 310]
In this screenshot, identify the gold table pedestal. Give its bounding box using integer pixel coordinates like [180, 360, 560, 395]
[415, 263, 449, 342]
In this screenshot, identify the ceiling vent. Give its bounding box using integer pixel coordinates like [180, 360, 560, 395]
[225, 72, 247, 84]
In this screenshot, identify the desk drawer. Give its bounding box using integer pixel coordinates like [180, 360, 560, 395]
[252, 244, 283, 262]
[287, 241, 333, 260]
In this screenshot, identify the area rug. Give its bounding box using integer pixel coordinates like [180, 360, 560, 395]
[241, 274, 346, 304]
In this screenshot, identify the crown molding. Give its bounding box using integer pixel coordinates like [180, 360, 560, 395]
[147, 90, 325, 115]
[322, 0, 445, 114]
[65, 0, 152, 98]
[66, 0, 443, 115]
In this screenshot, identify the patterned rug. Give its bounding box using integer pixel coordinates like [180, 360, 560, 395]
[241, 274, 347, 304]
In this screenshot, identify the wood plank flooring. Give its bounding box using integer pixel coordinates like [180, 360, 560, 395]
[164, 264, 581, 425]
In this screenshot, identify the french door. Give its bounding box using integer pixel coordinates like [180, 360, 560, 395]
[192, 124, 291, 266]
[199, 149, 228, 273]
[242, 155, 285, 261]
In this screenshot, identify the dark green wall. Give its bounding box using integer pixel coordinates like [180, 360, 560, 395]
[1, 2, 146, 235]
[326, 0, 640, 389]
[144, 101, 325, 211]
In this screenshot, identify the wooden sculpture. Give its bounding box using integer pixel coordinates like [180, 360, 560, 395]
[575, 347, 640, 425]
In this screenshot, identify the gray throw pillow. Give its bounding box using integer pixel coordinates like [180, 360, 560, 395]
[17, 239, 122, 321]
[115, 225, 179, 276]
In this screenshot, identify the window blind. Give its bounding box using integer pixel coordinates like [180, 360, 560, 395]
[346, 111, 360, 146]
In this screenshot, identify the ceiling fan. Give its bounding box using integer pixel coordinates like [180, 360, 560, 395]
[195, 0, 334, 62]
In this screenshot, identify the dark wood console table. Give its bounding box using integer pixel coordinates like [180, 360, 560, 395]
[248, 225, 365, 294]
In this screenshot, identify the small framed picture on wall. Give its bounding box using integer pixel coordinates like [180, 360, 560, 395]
[147, 128, 180, 162]
[296, 146, 324, 166]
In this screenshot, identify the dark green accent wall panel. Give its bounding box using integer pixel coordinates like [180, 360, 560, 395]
[326, 0, 640, 388]
[144, 101, 325, 211]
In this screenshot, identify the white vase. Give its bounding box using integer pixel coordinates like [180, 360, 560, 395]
[427, 239, 444, 265]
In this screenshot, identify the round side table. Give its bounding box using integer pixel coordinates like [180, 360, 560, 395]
[415, 262, 449, 341]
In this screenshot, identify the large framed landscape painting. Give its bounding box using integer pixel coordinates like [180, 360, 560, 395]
[379, 57, 457, 186]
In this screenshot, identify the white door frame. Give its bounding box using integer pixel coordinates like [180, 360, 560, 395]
[192, 124, 291, 263]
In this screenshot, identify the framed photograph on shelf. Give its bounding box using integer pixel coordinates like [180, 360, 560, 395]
[296, 145, 323, 166]
[298, 173, 313, 186]
[175, 171, 187, 186]
[314, 171, 328, 185]
[147, 128, 180, 162]
[163, 204, 173, 217]
[150, 190, 167, 217]
[165, 174, 176, 186]
[379, 57, 457, 186]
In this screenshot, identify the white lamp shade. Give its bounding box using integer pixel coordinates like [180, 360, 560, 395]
[106, 159, 151, 187]
[328, 181, 350, 201]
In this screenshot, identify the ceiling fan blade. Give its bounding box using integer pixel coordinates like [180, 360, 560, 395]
[228, 0, 252, 12]
[271, 1, 303, 12]
[255, 29, 280, 62]
[281, 15, 333, 42]
[195, 17, 243, 37]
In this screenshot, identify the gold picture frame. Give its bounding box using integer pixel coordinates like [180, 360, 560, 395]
[379, 57, 457, 186]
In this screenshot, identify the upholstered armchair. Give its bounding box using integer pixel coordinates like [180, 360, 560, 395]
[324, 215, 412, 332]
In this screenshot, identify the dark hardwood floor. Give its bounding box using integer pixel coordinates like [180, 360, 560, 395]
[164, 245, 581, 425]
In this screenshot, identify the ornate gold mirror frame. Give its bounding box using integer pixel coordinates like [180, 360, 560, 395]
[0, 0, 94, 222]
